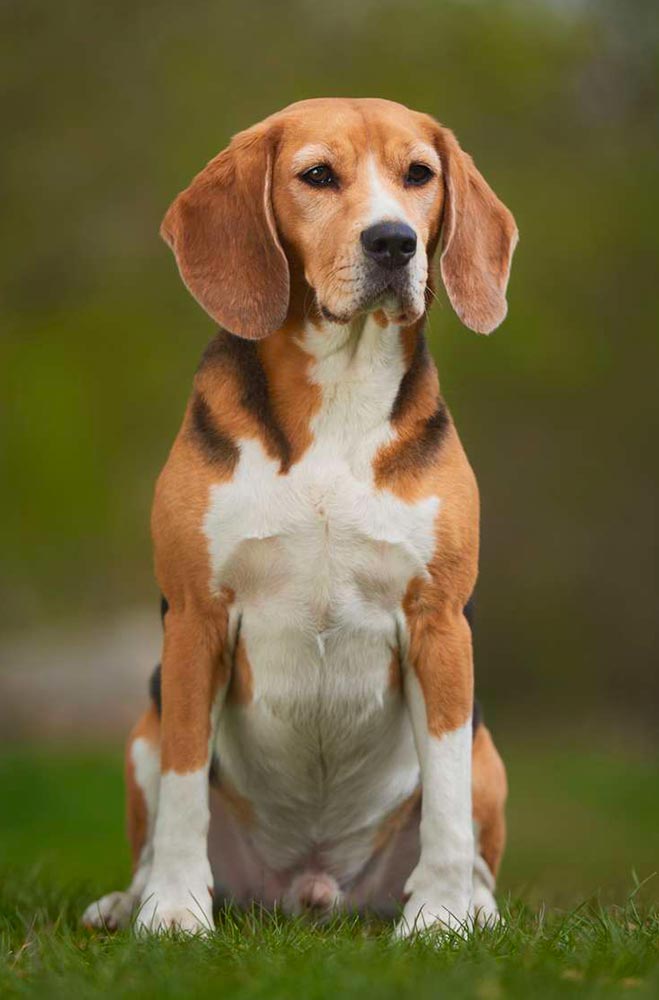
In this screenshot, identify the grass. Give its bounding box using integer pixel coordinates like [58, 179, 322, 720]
[1, 744, 657, 997]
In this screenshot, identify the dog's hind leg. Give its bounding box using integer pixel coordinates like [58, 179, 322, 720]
[471, 721, 507, 926]
[82, 703, 161, 930]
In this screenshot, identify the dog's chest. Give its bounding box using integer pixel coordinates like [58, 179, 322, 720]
[206, 445, 436, 630]
[205, 327, 439, 640]
[200, 328, 440, 868]
[203, 372, 440, 667]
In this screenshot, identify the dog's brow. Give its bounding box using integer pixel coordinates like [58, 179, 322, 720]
[291, 144, 335, 172]
[409, 143, 441, 170]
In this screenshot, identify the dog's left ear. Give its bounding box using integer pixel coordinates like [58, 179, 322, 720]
[432, 124, 519, 334]
[160, 124, 289, 339]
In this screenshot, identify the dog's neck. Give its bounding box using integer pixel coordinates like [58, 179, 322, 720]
[192, 311, 441, 475]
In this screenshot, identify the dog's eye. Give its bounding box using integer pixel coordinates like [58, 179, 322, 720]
[300, 164, 337, 188]
[405, 163, 434, 187]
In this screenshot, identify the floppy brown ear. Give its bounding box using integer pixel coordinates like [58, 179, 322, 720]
[160, 125, 289, 339]
[434, 126, 518, 334]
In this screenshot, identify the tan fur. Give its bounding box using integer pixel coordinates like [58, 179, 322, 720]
[388, 649, 403, 691]
[472, 724, 508, 875]
[373, 329, 443, 500]
[151, 432, 234, 775]
[125, 704, 160, 867]
[435, 127, 518, 335]
[398, 424, 480, 738]
[213, 776, 256, 828]
[373, 788, 422, 854]
[227, 637, 253, 706]
[258, 328, 321, 465]
[161, 127, 289, 339]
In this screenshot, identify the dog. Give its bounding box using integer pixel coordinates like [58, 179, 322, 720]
[82, 98, 516, 937]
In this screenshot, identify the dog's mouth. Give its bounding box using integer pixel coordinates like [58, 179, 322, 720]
[319, 275, 422, 327]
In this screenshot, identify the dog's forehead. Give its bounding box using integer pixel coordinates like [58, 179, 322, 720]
[273, 98, 434, 161]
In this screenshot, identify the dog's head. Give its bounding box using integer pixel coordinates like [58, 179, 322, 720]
[161, 98, 518, 339]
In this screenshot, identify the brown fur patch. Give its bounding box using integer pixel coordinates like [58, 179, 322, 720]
[151, 426, 235, 776]
[258, 328, 321, 467]
[161, 124, 289, 340]
[199, 333, 292, 470]
[373, 787, 421, 854]
[390, 325, 433, 423]
[227, 636, 254, 705]
[472, 724, 508, 875]
[189, 391, 240, 472]
[404, 595, 474, 738]
[433, 126, 518, 335]
[388, 649, 402, 691]
[158, 605, 232, 774]
[215, 775, 255, 827]
[398, 423, 480, 738]
[125, 704, 160, 867]
[193, 328, 320, 475]
[374, 328, 450, 502]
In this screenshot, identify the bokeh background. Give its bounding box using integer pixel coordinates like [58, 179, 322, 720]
[1, 0, 657, 905]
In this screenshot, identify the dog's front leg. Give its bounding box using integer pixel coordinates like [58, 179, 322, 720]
[395, 604, 474, 939]
[136, 607, 227, 934]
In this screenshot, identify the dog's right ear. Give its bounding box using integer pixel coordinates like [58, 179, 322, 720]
[160, 125, 290, 340]
[431, 123, 518, 335]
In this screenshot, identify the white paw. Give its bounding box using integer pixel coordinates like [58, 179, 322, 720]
[471, 888, 501, 928]
[393, 891, 471, 940]
[81, 890, 136, 931]
[472, 855, 501, 928]
[135, 879, 214, 935]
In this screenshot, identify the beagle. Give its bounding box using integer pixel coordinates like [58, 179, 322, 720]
[82, 98, 516, 937]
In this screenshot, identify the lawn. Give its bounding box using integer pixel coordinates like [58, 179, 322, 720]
[1, 744, 657, 997]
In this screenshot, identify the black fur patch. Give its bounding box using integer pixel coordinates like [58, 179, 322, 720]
[379, 401, 450, 481]
[464, 597, 481, 738]
[208, 754, 221, 787]
[149, 663, 162, 717]
[472, 698, 482, 737]
[422, 403, 450, 454]
[189, 392, 240, 470]
[199, 332, 291, 472]
[389, 328, 431, 424]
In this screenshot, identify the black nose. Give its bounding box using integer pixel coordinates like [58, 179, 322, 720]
[360, 222, 417, 269]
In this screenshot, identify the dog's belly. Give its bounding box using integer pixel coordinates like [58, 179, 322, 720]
[203, 440, 439, 878]
[215, 632, 419, 879]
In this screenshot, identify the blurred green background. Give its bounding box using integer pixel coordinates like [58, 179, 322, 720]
[1, 0, 658, 904]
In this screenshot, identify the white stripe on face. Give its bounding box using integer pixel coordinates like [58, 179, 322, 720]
[365, 156, 413, 227]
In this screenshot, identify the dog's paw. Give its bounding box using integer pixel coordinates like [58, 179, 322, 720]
[81, 891, 136, 931]
[471, 855, 501, 928]
[393, 891, 471, 941]
[135, 878, 214, 935]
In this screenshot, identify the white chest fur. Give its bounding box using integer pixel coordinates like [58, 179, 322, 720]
[202, 320, 440, 875]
